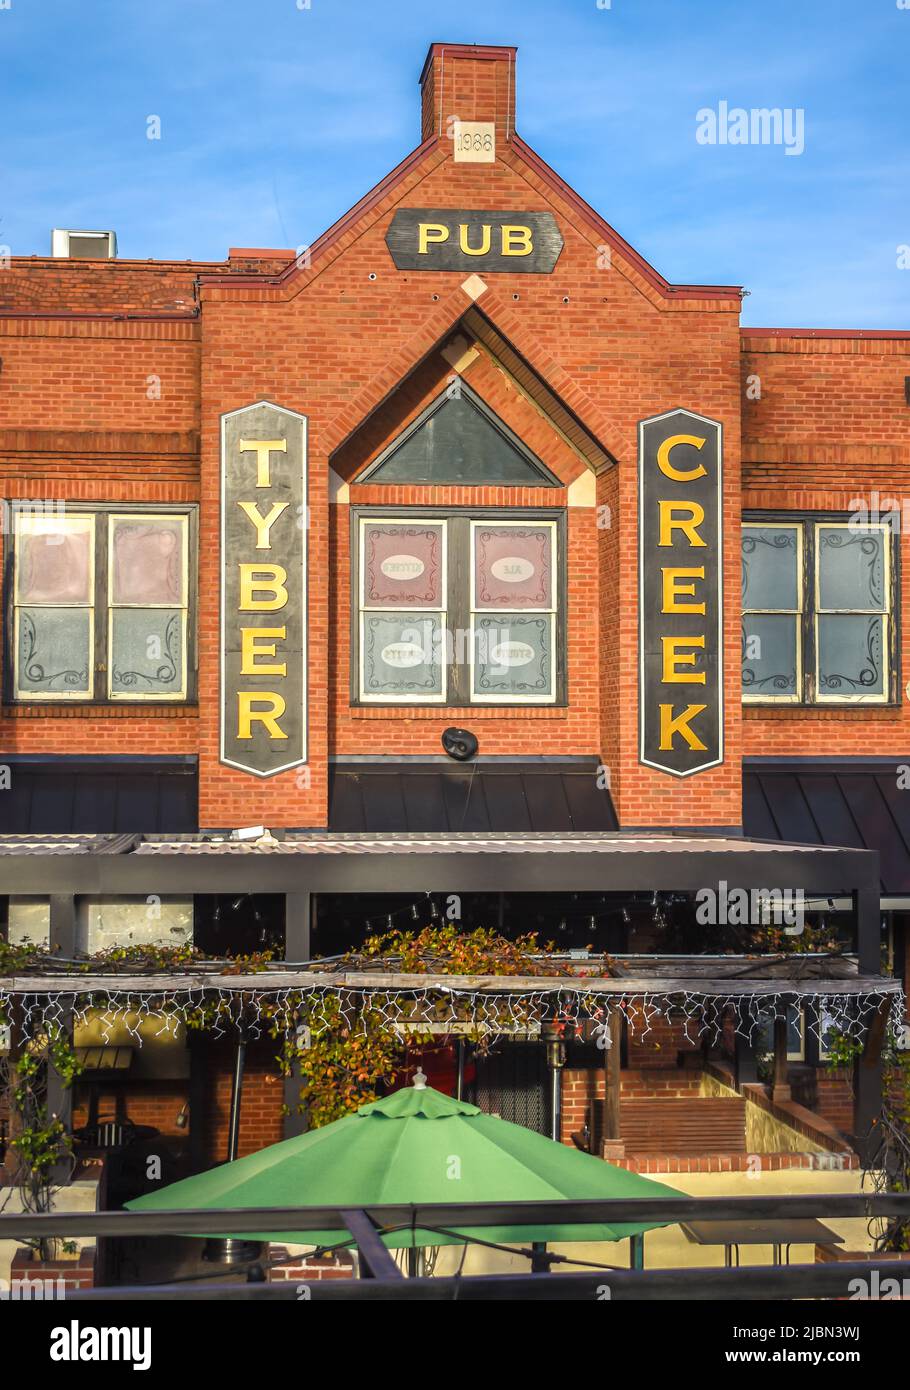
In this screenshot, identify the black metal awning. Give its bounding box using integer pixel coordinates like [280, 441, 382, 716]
[328, 758, 618, 833]
[0, 756, 198, 835]
[744, 759, 910, 896]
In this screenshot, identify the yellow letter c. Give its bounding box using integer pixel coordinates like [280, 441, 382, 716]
[657, 433, 707, 482]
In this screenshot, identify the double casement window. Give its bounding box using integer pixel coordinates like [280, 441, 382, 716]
[741, 516, 895, 704]
[353, 510, 564, 705]
[6, 504, 196, 703]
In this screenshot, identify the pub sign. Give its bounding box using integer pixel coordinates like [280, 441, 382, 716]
[639, 408, 723, 778]
[221, 401, 307, 777]
[385, 208, 563, 273]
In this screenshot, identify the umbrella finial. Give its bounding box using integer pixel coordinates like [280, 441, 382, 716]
[412, 1068, 428, 1090]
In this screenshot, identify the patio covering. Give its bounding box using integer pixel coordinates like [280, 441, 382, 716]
[0, 827, 894, 1041]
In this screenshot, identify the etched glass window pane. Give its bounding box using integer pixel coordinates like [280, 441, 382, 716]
[741, 526, 798, 611]
[473, 613, 554, 699]
[817, 527, 885, 611]
[17, 607, 91, 695]
[474, 524, 554, 609]
[741, 614, 798, 697]
[362, 522, 444, 608]
[817, 614, 885, 698]
[111, 517, 185, 605]
[110, 609, 185, 697]
[16, 516, 93, 605]
[361, 613, 443, 698]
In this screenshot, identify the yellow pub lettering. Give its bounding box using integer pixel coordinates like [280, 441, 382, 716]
[385, 208, 564, 274]
[639, 410, 723, 777]
[221, 401, 308, 777]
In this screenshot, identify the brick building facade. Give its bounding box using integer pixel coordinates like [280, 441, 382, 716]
[0, 44, 907, 1247]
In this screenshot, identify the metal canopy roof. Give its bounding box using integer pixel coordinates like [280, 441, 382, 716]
[0, 828, 878, 898]
[744, 759, 910, 895]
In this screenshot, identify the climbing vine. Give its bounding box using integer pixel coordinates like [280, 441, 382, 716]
[279, 927, 577, 1128]
[1, 1019, 82, 1261]
[826, 1026, 910, 1253]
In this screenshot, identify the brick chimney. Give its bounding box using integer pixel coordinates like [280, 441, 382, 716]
[420, 43, 517, 145]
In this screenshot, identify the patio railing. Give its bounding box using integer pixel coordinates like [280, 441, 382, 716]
[2, 1192, 909, 1299]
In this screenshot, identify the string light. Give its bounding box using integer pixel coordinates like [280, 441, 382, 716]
[1, 980, 902, 1054]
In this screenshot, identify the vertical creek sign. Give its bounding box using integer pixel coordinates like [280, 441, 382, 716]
[639, 408, 723, 777]
[221, 401, 307, 777]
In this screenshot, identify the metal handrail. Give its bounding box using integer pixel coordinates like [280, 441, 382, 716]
[1, 1190, 908, 1239]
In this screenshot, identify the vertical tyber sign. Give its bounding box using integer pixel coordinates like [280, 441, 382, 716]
[221, 401, 307, 776]
[639, 408, 723, 777]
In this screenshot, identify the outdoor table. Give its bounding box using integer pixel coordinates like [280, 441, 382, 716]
[681, 1219, 845, 1267]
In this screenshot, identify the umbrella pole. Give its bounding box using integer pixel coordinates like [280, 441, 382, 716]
[204, 1032, 262, 1267]
[227, 1032, 247, 1162]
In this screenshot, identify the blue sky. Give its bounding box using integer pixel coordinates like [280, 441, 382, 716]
[2, 0, 908, 327]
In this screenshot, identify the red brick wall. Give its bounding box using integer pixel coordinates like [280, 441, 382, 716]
[625, 1012, 704, 1068]
[741, 330, 910, 756]
[813, 1069, 854, 1133]
[561, 1066, 705, 1144]
[71, 1081, 190, 1137]
[201, 1041, 284, 1162]
[11, 1245, 95, 1290]
[69, 1045, 284, 1161]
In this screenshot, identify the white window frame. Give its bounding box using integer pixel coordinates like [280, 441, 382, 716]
[741, 521, 803, 705]
[13, 511, 96, 701]
[814, 520, 891, 706]
[468, 517, 559, 705]
[107, 513, 190, 702]
[357, 515, 449, 704]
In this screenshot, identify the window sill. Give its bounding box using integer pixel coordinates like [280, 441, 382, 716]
[743, 703, 900, 717]
[2, 703, 199, 718]
[349, 704, 568, 720]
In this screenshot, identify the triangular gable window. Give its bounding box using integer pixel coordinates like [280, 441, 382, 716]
[359, 383, 560, 486]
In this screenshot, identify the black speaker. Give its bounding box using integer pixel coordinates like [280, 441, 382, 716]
[441, 726, 478, 761]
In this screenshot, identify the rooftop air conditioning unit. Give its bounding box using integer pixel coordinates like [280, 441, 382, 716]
[51, 228, 117, 259]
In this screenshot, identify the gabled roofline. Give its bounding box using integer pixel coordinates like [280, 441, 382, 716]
[742, 327, 910, 340]
[510, 135, 743, 302]
[199, 130, 744, 305]
[198, 136, 442, 291]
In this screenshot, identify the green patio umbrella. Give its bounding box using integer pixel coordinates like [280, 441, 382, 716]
[127, 1076, 683, 1251]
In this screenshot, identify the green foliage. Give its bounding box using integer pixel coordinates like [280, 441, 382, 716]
[823, 1028, 863, 1068]
[6, 1025, 82, 1259]
[0, 939, 48, 974]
